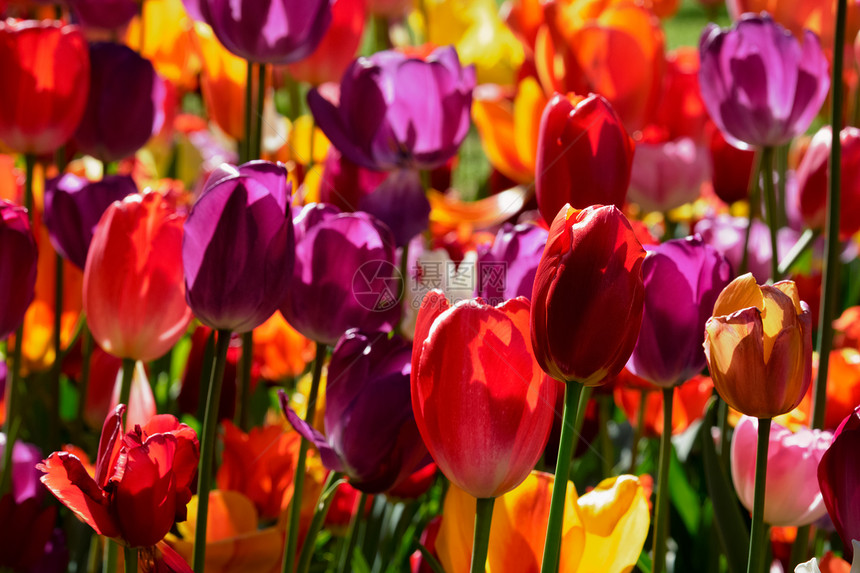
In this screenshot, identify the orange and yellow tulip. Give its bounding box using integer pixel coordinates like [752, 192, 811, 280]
[614, 374, 714, 438]
[436, 471, 650, 573]
[191, 22, 247, 141]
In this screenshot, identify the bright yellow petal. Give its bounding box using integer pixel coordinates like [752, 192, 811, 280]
[712, 273, 764, 317]
[472, 93, 533, 183]
[512, 77, 546, 174]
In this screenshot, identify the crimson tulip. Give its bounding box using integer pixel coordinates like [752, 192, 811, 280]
[38, 405, 200, 548]
[0, 199, 37, 341]
[411, 290, 557, 499]
[0, 19, 89, 155]
[83, 192, 192, 362]
[531, 204, 646, 386]
[535, 93, 635, 225]
[818, 406, 860, 561]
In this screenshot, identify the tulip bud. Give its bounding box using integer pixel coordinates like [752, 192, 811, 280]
[797, 126, 860, 238]
[0, 200, 37, 340]
[0, 20, 90, 155]
[84, 192, 192, 362]
[703, 273, 813, 418]
[43, 174, 137, 270]
[731, 416, 831, 527]
[73, 42, 166, 163]
[194, 0, 333, 64]
[475, 222, 548, 304]
[411, 291, 558, 499]
[535, 93, 635, 225]
[698, 14, 829, 149]
[183, 161, 295, 334]
[626, 236, 732, 387]
[531, 204, 646, 386]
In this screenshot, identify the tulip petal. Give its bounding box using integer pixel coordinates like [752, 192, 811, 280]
[279, 392, 345, 473]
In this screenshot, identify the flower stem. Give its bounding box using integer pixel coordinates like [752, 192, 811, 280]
[598, 396, 614, 477]
[297, 471, 344, 573]
[118, 358, 136, 410]
[760, 147, 780, 282]
[50, 251, 64, 443]
[540, 381, 584, 573]
[652, 386, 675, 573]
[628, 390, 648, 473]
[192, 329, 232, 573]
[789, 524, 811, 568]
[338, 492, 368, 573]
[104, 539, 117, 573]
[282, 342, 328, 573]
[124, 546, 138, 573]
[470, 497, 495, 573]
[747, 418, 772, 573]
[235, 331, 253, 431]
[253, 62, 266, 160]
[777, 228, 820, 277]
[739, 150, 762, 276]
[241, 60, 253, 163]
[812, 0, 847, 430]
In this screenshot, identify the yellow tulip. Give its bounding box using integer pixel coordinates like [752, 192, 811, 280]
[436, 471, 650, 573]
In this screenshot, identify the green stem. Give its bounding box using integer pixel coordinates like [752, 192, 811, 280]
[24, 154, 34, 220]
[470, 498, 495, 573]
[789, 524, 811, 569]
[628, 390, 648, 473]
[297, 471, 344, 573]
[282, 342, 328, 573]
[540, 382, 584, 573]
[598, 396, 614, 477]
[718, 397, 731, 469]
[1, 328, 25, 495]
[241, 60, 253, 163]
[253, 63, 266, 160]
[192, 329, 232, 573]
[118, 358, 136, 411]
[103, 539, 117, 573]
[51, 252, 64, 432]
[747, 418, 772, 573]
[777, 228, 820, 277]
[0, 416, 21, 496]
[235, 331, 253, 431]
[124, 545, 138, 573]
[760, 147, 780, 282]
[740, 150, 763, 277]
[776, 144, 789, 228]
[338, 492, 368, 573]
[372, 15, 391, 51]
[812, 0, 847, 430]
[652, 387, 675, 573]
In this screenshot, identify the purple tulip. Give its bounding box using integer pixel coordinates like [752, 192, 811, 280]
[626, 236, 732, 387]
[693, 214, 799, 284]
[73, 42, 166, 163]
[698, 13, 830, 149]
[357, 169, 431, 247]
[0, 434, 44, 504]
[308, 46, 475, 172]
[43, 174, 137, 270]
[319, 146, 389, 213]
[69, 0, 138, 30]
[280, 204, 400, 346]
[192, 0, 333, 64]
[818, 405, 860, 561]
[628, 136, 710, 213]
[279, 329, 428, 493]
[475, 222, 548, 305]
[0, 200, 37, 340]
[183, 160, 295, 333]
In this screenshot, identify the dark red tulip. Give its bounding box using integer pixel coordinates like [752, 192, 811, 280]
[0, 19, 90, 155]
[535, 93, 635, 225]
[818, 406, 860, 561]
[531, 204, 646, 385]
[0, 199, 37, 340]
[38, 405, 200, 548]
[411, 291, 557, 498]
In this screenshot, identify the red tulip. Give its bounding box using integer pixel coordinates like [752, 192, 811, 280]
[708, 122, 756, 205]
[38, 405, 200, 548]
[531, 204, 646, 385]
[283, 0, 366, 86]
[411, 291, 558, 499]
[535, 93, 635, 225]
[83, 192, 192, 362]
[0, 19, 90, 155]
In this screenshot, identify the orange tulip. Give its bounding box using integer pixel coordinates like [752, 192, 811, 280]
[166, 490, 284, 573]
[614, 375, 714, 438]
[472, 77, 547, 184]
[125, 0, 200, 92]
[535, 0, 665, 132]
[252, 312, 314, 381]
[215, 421, 302, 521]
[834, 305, 860, 351]
[436, 471, 650, 573]
[191, 22, 247, 141]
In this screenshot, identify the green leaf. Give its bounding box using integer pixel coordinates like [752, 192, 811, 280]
[351, 549, 372, 573]
[701, 400, 748, 573]
[636, 550, 653, 573]
[669, 448, 701, 535]
[415, 543, 446, 573]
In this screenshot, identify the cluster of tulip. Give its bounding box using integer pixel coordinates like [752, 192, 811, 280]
[1, 0, 860, 573]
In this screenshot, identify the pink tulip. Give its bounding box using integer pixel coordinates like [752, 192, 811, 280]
[731, 416, 832, 526]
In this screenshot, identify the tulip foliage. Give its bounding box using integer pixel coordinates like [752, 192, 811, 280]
[0, 2, 859, 573]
